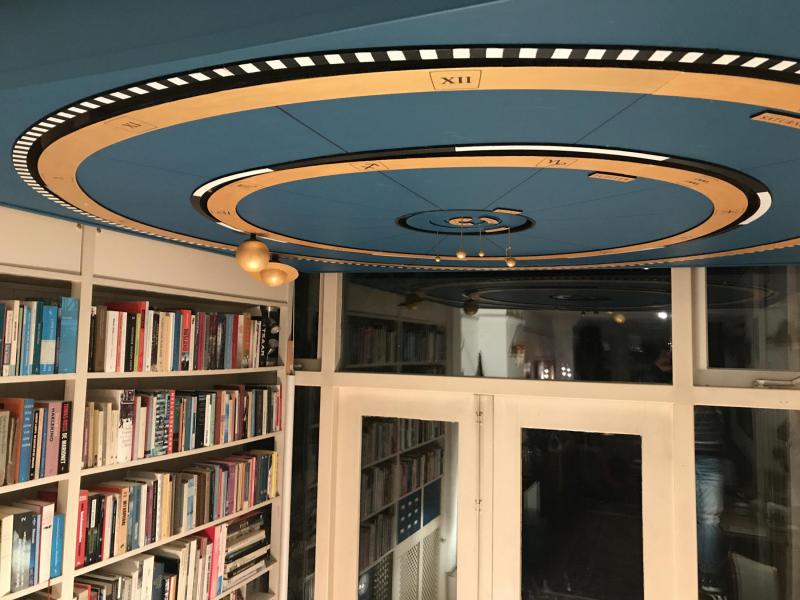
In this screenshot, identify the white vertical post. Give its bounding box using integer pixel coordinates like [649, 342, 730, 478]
[314, 385, 339, 600]
[320, 274, 342, 375]
[56, 226, 96, 600]
[275, 373, 295, 598]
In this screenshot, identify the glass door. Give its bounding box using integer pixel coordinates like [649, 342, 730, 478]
[328, 387, 479, 600]
[492, 394, 677, 600]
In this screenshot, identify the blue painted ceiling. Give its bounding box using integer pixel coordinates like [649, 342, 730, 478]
[4, 0, 800, 271]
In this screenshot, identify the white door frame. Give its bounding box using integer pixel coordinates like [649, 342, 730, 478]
[328, 385, 481, 600]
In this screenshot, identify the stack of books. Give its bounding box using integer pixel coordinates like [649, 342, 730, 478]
[72, 507, 271, 600]
[88, 302, 280, 373]
[399, 446, 443, 496]
[346, 317, 397, 365]
[74, 449, 279, 567]
[0, 297, 79, 376]
[0, 495, 64, 593]
[398, 419, 444, 451]
[0, 398, 72, 485]
[358, 509, 393, 572]
[360, 463, 395, 518]
[361, 419, 396, 465]
[82, 386, 281, 468]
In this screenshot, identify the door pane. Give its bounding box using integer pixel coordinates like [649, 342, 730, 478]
[695, 406, 800, 600]
[521, 429, 643, 600]
[358, 417, 457, 599]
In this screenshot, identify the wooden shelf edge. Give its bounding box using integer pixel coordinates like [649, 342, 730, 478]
[87, 366, 282, 380]
[81, 431, 280, 476]
[0, 373, 76, 384]
[0, 472, 69, 496]
[0, 575, 63, 600]
[73, 497, 277, 577]
[210, 556, 276, 600]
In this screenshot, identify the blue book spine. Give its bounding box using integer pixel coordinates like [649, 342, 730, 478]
[19, 306, 31, 376]
[224, 315, 233, 369]
[51, 513, 64, 578]
[39, 305, 58, 375]
[183, 396, 192, 451]
[128, 486, 139, 550]
[0, 309, 5, 372]
[56, 297, 78, 374]
[31, 302, 44, 375]
[171, 315, 181, 372]
[17, 399, 34, 483]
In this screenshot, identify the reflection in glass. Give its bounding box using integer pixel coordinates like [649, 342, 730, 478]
[288, 387, 320, 600]
[521, 429, 643, 600]
[707, 267, 800, 370]
[358, 417, 457, 599]
[341, 270, 672, 383]
[694, 406, 800, 600]
[294, 273, 321, 361]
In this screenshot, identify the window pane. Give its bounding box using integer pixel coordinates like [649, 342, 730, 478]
[694, 406, 800, 600]
[707, 266, 800, 370]
[341, 270, 672, 383]
[288, 387, 321, 600]
[522, 429, 643, 599]
[294, 273, 321, 360]
[358, 417, 457, 599]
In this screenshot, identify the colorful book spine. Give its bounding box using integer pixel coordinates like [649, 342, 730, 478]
[56, 297, 79, 374]
[38, 304, 58, 375]
[51, 513, 64, 578]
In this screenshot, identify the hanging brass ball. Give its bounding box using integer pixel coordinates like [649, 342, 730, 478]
[434, 256, 441, 263]
[463, 299, 479, 316]
[505, 256, 517, 268]
[456, 248, 467, 260]
[235, 237, 270, 272]
[259, 268, 287, 287]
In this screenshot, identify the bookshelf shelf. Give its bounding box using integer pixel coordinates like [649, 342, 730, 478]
[86, 366, 282, 380]
[361, 453, 396, 470]
[210, 555, 277, 600]
[399, 434, 445, 455]
[0, 575, 63, 600]
[0, 472, 70, 497]
[399, 474, 443, 501]
[80, 431, 280, 476]
[361, 499, 395, 522]
[0, 373, 76, 384]
[359, 547, 393, 576]
[73, 497, 276, 578]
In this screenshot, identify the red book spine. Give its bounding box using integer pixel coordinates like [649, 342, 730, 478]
[231, 314, 239, 368]
[180, 310, 191, 371]
[195, 313, 205, 370]
[138, 313, 146, 371]
[167, 390, 175, 454]
[76, 489, 89, 567]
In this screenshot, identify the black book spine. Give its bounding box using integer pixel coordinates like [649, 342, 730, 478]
[195, 394, 206, 448]
[208, 315, 217, 371]
[88, 310, 96, 373]
[151, 313, 160, 371]
[258, 311, 268, 368]
[171, 396, 181, 453]
[58, 401, 72, 474]
[125, 313, 136, 372]
[29, 409, 40, 481]
[216, 317, 225, 370]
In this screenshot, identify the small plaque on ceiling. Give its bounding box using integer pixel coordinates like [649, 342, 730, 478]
[350, 161, 389, 172]
[751, 111, 800, 130]
[429, 70, 482, 90]
[105, 116, 157, 132]
[589, 172, 637, 183]
[536, 157, 576, 168]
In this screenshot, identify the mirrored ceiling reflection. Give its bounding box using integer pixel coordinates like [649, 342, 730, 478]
[341, 269, 766, 383]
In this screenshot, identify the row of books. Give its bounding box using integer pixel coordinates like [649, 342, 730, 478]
[398, 323, 446, 364]
[346, 318, 398, 366]
[0, 495, 64, 594]
[358, 509, 393, 572]
[398, 418, 444, 451]
[74, 449, 279, 567]
[0, 398, 72, 486]
[73, 507, 272, 600]
[361, 419, 397, 466]
[360, 462, 395, 519]
[0, 297, 79, 376]
[83, 386, 282, 469]
[399, 446, 444, 497]
[88, 302, 280, 373]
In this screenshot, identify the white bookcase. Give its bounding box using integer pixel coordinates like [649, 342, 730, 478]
[0, 207, 294, 600]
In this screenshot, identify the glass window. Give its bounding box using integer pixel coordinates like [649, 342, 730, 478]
[357, 417, 457, 599]
[288, 387, 321, 600]
[707, 266, 800, 371]
[694, 406, 800, 600]
[294, 273, 321, 361]
[522, 429, 643, 599]
[341, 270, 672, 383]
